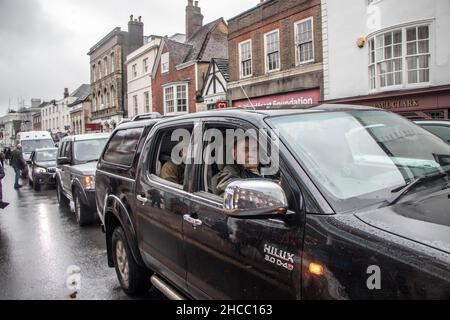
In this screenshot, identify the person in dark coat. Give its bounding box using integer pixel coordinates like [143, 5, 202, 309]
[0, 163, 8, 209]
[4, 148, 12, 165]
[10, 144, 26, 189]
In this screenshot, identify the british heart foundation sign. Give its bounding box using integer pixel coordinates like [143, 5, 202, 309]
[233, 89, 321, 109]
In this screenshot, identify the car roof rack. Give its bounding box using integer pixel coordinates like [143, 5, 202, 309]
[132, 113, 162, 121]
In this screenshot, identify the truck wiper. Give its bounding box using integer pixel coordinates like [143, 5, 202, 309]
[388, 172, 447, 205]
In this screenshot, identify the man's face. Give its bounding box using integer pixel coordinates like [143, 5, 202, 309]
[234, 138, 259, 170]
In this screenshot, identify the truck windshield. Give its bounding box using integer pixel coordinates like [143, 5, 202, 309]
[74, 138, 108, 163]
[269, 110, 450, 212]
[22, 139, 55, 153]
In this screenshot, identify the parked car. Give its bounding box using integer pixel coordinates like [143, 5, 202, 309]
[27, 148, 58, 191]
[56, 133, 110, 226]
[415, 120, 450, 144]
[96, 105, 450, 299]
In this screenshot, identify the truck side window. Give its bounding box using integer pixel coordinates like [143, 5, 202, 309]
[103, 128, 144, 167]
[149, 126, 193, 187]
[200, 124, 280, 197]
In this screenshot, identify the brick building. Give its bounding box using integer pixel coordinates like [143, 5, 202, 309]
[151, 1, 228, 115]
[88, 15, 144, 132]
[227, 0, 323, 108]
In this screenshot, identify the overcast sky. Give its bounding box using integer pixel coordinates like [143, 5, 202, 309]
[0, 0, 256, 114]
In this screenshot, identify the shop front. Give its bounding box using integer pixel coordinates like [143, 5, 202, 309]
[326, 85, 450, 120]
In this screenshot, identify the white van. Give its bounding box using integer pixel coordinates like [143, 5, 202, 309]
[17, 131, 55, 161]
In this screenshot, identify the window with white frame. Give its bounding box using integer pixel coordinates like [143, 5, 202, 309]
[132, 64, 137, 78]
[295, 18, 314, 64]
[133, 95, 138, 116]
[161, 52, 170, 74]
[368, 24, 431, 91]
[265, 30, 280, 72]
[239, 40, 252, 78]
[143, 58, 149, 73]
[144, 91, 150, 113]
[406, 25, 430, 84]
[164, 84, 188, 115]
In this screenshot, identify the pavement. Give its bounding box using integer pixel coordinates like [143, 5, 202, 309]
[0, 164, 164, 300]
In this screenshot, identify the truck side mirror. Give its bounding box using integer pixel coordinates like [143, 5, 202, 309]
[224, 180, 288, 219]
[57, 157, 71, 165]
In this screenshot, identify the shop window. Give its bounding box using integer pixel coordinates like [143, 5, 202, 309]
[425, 111, 445, 120]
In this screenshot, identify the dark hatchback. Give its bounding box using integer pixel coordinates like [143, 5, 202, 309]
[96, 105, 450, 300]
[27, 148, 58, 191]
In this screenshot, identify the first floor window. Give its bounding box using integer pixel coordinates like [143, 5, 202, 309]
[164, 84, 188, 115]
[239, 40, 252, 78]
[295, 18, 314, 64]
[369, 24, 431, 91]
[265, 30, 280, 72]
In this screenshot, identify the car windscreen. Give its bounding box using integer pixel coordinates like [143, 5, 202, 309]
[268, 110, 450, 213]
[36, 149, 58, 162]
[22, 139, 55, 153]
[73, 138, 108, 163]
[420, 124, 450, 142]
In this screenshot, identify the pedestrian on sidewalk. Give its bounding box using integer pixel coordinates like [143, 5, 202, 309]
[0, 150, 5, 168]
[10, 144, 26, 189]
[0, 162, 9, 209]
[5, 148, 12, 165]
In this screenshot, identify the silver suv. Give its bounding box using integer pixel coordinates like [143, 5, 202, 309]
[56, 133, 110, 226]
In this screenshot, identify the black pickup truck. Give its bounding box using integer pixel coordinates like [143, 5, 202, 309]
[96, 106, 450, 300]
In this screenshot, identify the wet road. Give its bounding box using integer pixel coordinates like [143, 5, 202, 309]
[0, 165, 165, 300]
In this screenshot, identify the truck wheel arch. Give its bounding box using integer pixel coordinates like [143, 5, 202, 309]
[104, 196, 144, 268]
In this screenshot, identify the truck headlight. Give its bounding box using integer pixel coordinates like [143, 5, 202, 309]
[34, 167, 47, 174]
[83, 176, 95, 190]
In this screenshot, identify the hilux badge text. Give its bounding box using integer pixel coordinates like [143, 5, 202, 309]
[264, 244, 295, 271]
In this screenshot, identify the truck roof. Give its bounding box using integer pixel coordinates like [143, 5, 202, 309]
[18, 131, 53, 140]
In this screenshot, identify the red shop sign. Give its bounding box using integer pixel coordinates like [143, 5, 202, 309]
[233, 89, 321, 109]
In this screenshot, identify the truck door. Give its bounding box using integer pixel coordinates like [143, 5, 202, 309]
[134, 122, 195, 293]
[183, 121, 305, 299]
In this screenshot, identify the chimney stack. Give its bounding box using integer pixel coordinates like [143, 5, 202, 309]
[64, 88, 69, 98]
[186, 0, 203, 40]
[128, 14, 144, 49]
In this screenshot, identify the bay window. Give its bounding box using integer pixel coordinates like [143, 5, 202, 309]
[368, 24, 431, 91]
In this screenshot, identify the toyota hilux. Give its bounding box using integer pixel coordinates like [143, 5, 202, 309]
[96, 105, 450, 299]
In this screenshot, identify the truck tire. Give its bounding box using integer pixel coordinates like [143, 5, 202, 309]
[112, 226, 152, 296]
[73, 189, 92, 227]
[57, 181, 69, 208]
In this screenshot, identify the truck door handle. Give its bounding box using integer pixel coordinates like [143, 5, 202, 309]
[137, 195, 148, 204]
[183, 215, 203, 227]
